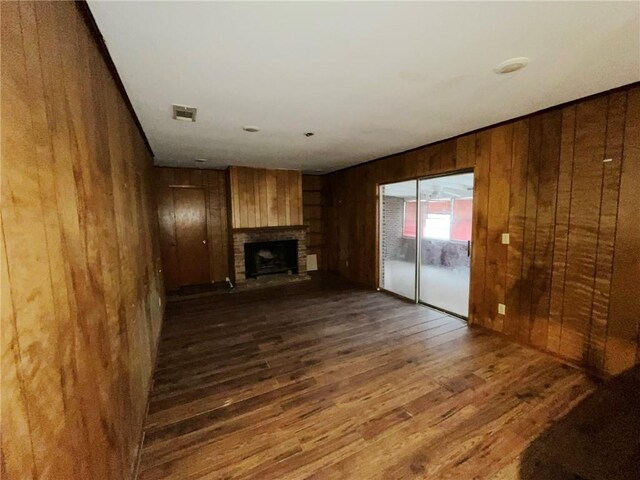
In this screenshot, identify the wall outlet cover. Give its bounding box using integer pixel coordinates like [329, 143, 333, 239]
[498, 303, 506, 315]
[501, 233, 510, 245]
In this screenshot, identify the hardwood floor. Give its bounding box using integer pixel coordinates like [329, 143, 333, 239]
[138, 274, 597, 480]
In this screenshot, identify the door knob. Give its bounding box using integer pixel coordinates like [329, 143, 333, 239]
[202, 240, 207, 244]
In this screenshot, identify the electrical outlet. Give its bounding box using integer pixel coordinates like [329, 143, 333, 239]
[501, 233, 510, 245]
[498, 303, 506, 315]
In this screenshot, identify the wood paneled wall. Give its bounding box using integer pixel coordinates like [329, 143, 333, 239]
[155, 166, 304, 289]
[154, 168, 230, 290]
[325, 84, 640, 376]
[228, 166, 303, 229]
[1, 2, 165, 479]
[303, 175, 326, 270]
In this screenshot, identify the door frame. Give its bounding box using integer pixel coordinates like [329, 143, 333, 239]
[377, 167, 475, 319]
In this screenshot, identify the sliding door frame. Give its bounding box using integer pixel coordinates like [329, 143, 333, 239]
[377, 179, 419, 302]
[377, 167, 475, 318]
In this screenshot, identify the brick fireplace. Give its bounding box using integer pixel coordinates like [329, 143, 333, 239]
[231, 225, 308, 287]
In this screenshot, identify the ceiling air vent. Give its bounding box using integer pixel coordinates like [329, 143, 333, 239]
[172, 104, 197, 122]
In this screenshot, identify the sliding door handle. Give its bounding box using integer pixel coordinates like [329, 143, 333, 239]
[467, 240, 471, 257]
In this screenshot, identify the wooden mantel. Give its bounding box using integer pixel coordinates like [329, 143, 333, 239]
[228, 166, 303, 229]
[232, 224, 308, 233]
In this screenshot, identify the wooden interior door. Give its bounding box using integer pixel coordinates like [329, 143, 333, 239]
[173, 187, 210, 286]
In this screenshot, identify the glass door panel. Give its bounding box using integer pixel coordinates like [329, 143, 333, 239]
[418, 173, 473, 317]
[380, 180, 417, 300]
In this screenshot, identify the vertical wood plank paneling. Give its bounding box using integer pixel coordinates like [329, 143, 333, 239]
[252, 168, 262, 227]
[71, 8, 130, 475]
[247, 169, 256, 227]
[440, 140, 457, 171]
[455, 134, 476, 169]
[68, 25, 124, 468]
[44, 3, 121, 471]
[293, 169, 303, 224]
[288, 170, 298, 225]
[483, 125, 513, 332]
[156, 173, 180, 290]
[504, 120, 529, 337]
[1, 219, 37, 479]
[205, 171, 223, 281]
[428, 142, 443, 171]
[324, 84, 639, 376]
[189, 169, 203, 185]
[415, 149, 429, 176]
[517, 114, 542, 342]
[258, 169, 268, 227]
[245, 168, 255, 228]
[547, 105, 577, 353]
[266, 170, 278, 226]
[226, 167, 302, 229]
[173, 168, 192, 187]
[2, 3, 78, 477]
[205, 172, 218, 278]
[276, 170, 288, 225]
[240, 167, 249, 227]
[231, 167, 240, 228]
[559, 97, 608, 363]
[469, 131, 491, 326]
[588, 92, 627, 370]
[284, 170, 293, 224]
[23, 4, 96, 474]
[218, 172, 230, 279]
[239, 168, 249, 228]
[605, 87, 640, 374]
[354, 168, 366, 281]
[528, 111, 562, 348]
[1, 2, 165, 479]
[303, 175, 326, 270]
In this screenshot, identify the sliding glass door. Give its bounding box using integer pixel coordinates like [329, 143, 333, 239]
[379, 172, 473, 318]
[418, 173, 473, 317]
[379, 180, 417, 300]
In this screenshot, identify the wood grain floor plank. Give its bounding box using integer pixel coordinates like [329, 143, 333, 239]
[139, 274, 597, 479]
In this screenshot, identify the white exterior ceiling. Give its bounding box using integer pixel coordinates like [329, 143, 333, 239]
[382, 173, 474, 198]
[88, 1, 640, 173]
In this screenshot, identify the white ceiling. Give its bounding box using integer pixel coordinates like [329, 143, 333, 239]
[88, 1, 640, 173]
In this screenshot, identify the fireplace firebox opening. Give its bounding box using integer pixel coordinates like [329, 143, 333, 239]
[244, 240, 298, 279]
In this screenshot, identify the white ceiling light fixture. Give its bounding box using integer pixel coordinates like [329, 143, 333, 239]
[172, 104, 197, 122]
[494, 57, 530, 74]
[243, 126, 260, 132]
